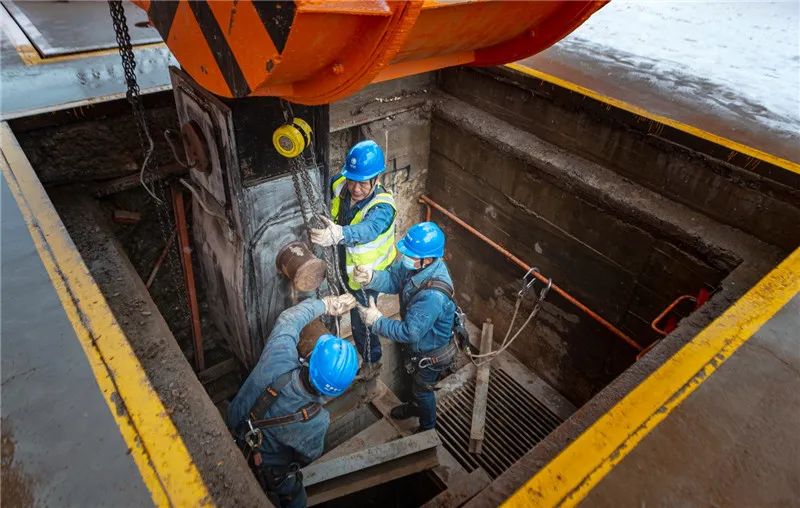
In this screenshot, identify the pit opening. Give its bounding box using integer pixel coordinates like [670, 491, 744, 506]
[9, 66, 791, 505]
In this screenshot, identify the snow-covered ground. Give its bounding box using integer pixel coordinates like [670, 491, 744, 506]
[555, 0, 800, 136]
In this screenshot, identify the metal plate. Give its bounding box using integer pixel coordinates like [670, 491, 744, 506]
[436, 367, 565, 479]
[4, 0, 160, 57]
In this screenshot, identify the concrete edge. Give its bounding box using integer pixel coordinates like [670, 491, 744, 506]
[0, 121, 212, 506]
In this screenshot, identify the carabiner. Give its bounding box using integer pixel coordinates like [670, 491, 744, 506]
[244, 420, 263, 449]
[518, 267, 540, 298]
[539, 277, 553, 301]
[417, 357, 433, 370]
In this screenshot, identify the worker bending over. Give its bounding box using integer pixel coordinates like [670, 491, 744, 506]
[355, 222, 456, 432]
[309, 140, 397, 372]
[227, 294, 358, 508]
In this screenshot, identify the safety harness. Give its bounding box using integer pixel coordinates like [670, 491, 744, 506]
[403, 278, 468, 375]
[237, 369, 322, 468]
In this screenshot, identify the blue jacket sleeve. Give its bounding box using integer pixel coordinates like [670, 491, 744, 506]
[372, 290, 444, 345]
[365, 261, 405, 295]
[341, 203, 395, 246]
[226, 299, 325, 429]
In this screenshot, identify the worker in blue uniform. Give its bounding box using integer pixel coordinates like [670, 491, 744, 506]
[355, 222, 457, 431]
[227, 293, 359, 508]
[309, 140, 397, 373]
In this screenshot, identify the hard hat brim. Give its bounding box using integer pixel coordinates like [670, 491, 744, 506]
[340, 166, 383, 182]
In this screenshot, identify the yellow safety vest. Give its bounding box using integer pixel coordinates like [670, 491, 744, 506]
[330, 175, 397, 290]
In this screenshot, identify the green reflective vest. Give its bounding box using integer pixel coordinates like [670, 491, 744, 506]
[330, 175, 397, 290]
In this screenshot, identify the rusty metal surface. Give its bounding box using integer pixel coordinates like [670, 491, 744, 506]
[298, 318, 330, 357]
[171, 183, 205, 371]
[276, 240, 327, 293]
[437, 368, 565, 479]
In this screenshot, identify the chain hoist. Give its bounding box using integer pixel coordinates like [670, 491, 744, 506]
[278, 102, 376, 360]
[108, 0, 192, 334]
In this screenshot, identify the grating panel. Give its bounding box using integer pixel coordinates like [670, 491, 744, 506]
[436, 368, 565, 479]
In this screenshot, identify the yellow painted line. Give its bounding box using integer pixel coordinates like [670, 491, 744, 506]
[505, 62, 800, 176]
[502, 246, 800, 507]
[0, 122, 212, 508]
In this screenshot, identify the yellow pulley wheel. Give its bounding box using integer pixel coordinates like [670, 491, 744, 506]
[273, 118, 312, 158]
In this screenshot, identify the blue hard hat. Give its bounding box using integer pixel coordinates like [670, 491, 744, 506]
[308, 334, 358, 397]
[397, 222, 445, 259]
[340, 140, 385, 181]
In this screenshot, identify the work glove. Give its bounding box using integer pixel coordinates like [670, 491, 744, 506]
[309, 217, 344, 247]
[322, 294, 357, 317]
[358, 297, 383, 327]
[353, 264, 373, 286]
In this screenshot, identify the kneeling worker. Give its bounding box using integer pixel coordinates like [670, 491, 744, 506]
[309, 140, 397, 372]
[227, 293, 358, 508]
[354, 222, 456, 432]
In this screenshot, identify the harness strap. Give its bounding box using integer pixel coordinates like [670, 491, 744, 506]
[405, 278, 455, 307]
[248, 369, 295, 420]
[251, 402, 322, 428]
[415, 340, 457, 369]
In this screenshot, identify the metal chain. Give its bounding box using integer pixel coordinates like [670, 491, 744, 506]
[283, 112, 376, 362]
[108, 0, 192, 336]
[299, 146, 373, 365]
[108, 0, 160, 203]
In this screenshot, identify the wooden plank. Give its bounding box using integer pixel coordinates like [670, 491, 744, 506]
[317, 418, 401, 464]
[197, 358, 238, 385]
[469, 320, 493, 454]
[307, 448, 438, 506]
[303, 430, 440, 487]
[421, 466, 491, 508]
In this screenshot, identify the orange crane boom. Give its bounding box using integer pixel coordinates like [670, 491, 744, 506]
[132, 0, 606, 104]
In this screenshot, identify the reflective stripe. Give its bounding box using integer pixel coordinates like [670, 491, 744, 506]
[330, 175, 347, 221]
[329, 175, 397, 290]
[345, 247, 395, 274]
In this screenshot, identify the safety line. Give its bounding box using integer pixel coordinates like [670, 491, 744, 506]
[0, 122, 212, 508]
[504, 62, 800, 176]
[502, 246, 800, 507]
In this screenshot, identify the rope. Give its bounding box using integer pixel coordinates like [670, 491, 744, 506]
[467, 268, 552, 367]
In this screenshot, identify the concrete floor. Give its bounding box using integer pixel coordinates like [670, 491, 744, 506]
[1, 175, 152, 507]
[582, 293, 800, 506]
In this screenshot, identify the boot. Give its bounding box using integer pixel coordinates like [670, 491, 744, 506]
[390, 402, 420, 420]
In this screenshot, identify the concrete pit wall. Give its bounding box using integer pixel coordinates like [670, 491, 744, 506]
[11, 65, 792, 504]
[440, 67, 800, 252]
[427, 110, 732, 405]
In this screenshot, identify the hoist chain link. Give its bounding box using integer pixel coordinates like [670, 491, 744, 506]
[108, 0, 192, 335]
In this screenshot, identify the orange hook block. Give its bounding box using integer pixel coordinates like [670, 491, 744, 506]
[132, 0, 606, 104]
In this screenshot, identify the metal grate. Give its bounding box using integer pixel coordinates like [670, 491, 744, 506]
[436, 368, 564, 479]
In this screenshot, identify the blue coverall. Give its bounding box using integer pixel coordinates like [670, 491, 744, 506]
[332, 175, 396, 364]
[365, 258, 456, 429]
[227, 299, 330, 508]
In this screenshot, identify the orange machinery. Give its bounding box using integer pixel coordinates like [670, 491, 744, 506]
[123, 0, 607, 369]
[132, 0, 606, 104]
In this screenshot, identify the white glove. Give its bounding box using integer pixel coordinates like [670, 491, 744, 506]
[309, 217, 344, 247]
[322, 294, 357, 317]
[358, 297, 383, 327]
[353, 265, 373, 286]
